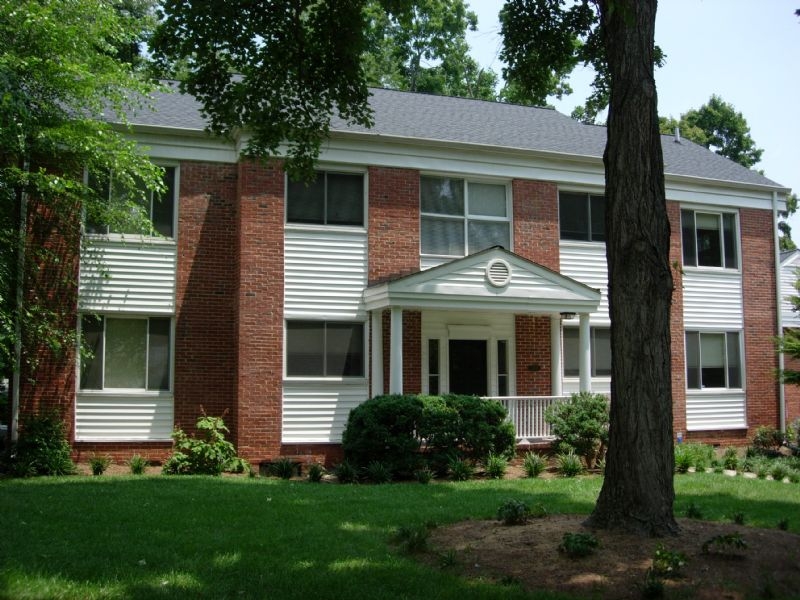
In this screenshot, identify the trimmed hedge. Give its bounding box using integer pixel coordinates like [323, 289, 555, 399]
[342, 394, 516, 478]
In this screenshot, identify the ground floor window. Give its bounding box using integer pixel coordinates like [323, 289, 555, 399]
[286, 321, 364, 377]
[563, 326, 611, 377]
[685, 331, 742, 389]
[80, 315, 171, 390]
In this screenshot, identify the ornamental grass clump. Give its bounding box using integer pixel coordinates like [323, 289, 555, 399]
[556, 450, 583, 477]
[88, 454, 112, 476]
[127, 454, 148, 475]
[484, 452, 507, 479]
[522, 451, 547, 478]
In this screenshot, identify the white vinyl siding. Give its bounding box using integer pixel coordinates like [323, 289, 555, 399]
[282, 381, 369, 443]
[686, 391, 747, 431]
[683, 271, 743, 329]
[559, 241, 609, 323]
[781, 253, 800, 327]
[284, 229, 368, 319]
[79, 241, 177, 314]
[75, 393, 173, 441]
[283, 227, 369, 442]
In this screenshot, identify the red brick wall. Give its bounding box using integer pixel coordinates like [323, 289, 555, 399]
[368, 166, 420, 284]
[234, 159, 285, 461]
[514, 315, 552, 396]
[173, 161, 239, 436]
[19, 196, 80, 439]
[667, 201, 687, 439]
[512, 179, 559, 269]
[740, 207, 780, 435]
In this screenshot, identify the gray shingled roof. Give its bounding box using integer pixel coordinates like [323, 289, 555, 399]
[124, 84, 783, 189]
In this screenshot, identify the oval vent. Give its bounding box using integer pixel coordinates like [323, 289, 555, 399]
[486, 258, 512, 288]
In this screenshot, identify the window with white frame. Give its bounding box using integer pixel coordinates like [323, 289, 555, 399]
[420, 176, 510, 257]
[286, 171, 364, 227]
[681, 209, 738, 269]
[80, 315, 171, 390]
[685, 331, 742, 389]
[86, 167, 176, 237]
[559, 192, 605, 242]
[286, 321, 365, 377]
[563, 327, 611, 377]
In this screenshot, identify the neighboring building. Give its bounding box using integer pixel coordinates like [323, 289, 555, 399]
[19, 87, 792, 464]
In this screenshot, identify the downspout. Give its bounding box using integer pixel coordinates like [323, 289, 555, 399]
[11, 159, 29, 442]
[774, 190, 786, 433]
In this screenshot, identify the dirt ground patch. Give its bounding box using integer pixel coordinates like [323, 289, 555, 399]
[426, 514, 800, 599]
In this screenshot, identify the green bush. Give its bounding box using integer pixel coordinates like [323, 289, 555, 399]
[307, 463, 325, 483]
[722, 447, 739, 471]
[89, 454, 112, 476]
[484, 452, 507, 479]
[497, 499, 530, 525]
[558, 532, 599, 558]
[334, 460, 358, 483]
[522, 451, 547, 478]
[448, 456, 473, 481]
[651, 544, 687, 578]
[365, 460, 392, 484]
[342, 394, 424, 477]
[752, 425, 783, 456]
[545, 392, 609, 469]
[127, 454, 148, 475]
[270, 457, 297, 480]
[419, 394, 516, 464]
[2, 411, 76, 477]
[414, 467, 433, 484]
[556, 450, 583, 477]
[163, 413, 248, 475]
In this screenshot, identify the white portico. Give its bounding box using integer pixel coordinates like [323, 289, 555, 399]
[364, 247, 601, 403]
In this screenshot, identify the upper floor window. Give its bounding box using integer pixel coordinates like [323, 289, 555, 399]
[86, 167, 176, 238]
[563, 326, 611, 377]
[80, 315, 171, 391]
[286, 320, 365, 377]
[420, 176, 510, 257]
[685, 331, 742, 389]
[287, 171, 364, 227]
[681, 209, 738, 269]
[559, 192, 605, 242]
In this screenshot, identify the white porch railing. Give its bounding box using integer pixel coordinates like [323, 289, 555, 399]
[489, 396, 569, 442]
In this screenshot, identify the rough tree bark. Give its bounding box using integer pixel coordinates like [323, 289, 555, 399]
[585, 0, 679, 536]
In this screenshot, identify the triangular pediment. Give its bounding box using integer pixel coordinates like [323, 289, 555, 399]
[364, 247, 601, 314]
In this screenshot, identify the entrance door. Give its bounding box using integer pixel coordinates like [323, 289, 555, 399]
[448, 339, 488, 396]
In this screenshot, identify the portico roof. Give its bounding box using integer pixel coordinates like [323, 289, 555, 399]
[364, 246, 601, 314]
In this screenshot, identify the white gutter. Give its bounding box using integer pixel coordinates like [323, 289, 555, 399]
[774, 190, 786, 433]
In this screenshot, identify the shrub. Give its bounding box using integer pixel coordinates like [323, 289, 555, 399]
[497, 499, 530, 525]
[732, 512, 746, 525]
[674, 446, 692, 474]
[770, 461, 789, 482]
[777, 518, 789, 531]
[545, 392, 609, 469]
[89, 454, 112, 476]
[684, 502, 703, 519]
[127, 454, 148, 475]
[271, 457, 297, 480]
[556, 450, 583, 477]
[2, 411, 76, 477]
[419, 394, 516, 464]
[484, 452, 507, 479]
[365, 460, 392, 484]
[701, 533, 747, 556]
[685, 443, 714, 470]
[651, 544, 687, 578]
[752, 425, 783, 456]
[342, 394, 424, 477]
[448, 457, 473, 481]
[393, 524, 430, 554]
[414, 467, 433, 484]
[334, 460, 358, 483]
[163, 413, 247, 475]
[522, 451, 547, 478]
[307, 463, 325, 483]
[789, 418, 800, 445]
[558, 532, 599, 558]
[723, 447, 739, 471]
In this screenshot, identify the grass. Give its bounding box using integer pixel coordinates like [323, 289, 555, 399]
[0, 472, 797, 599]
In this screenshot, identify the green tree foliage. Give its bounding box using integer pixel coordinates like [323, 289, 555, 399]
[0, 1, 163, 387]
[363, 0, 498, 100]
[658, 95, 763, 168]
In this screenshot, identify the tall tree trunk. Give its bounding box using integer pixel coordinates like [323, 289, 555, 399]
[586, 0, 678, 536]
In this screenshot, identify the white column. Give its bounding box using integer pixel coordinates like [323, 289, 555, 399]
[370, 310, 383, 397]
[389, 307, 404, 394]
[579, 312, 592, 393]
[550, 315, 563, 397]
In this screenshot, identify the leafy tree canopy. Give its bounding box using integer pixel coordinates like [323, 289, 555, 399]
[1, 0, 163, 377]
[362, 0, 498, 100]
[658, 95, 763, 168]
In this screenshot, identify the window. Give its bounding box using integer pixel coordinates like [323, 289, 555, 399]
[563, 327, 611, 377]
[86, 167, 176, 237]
[286, 321, 364, 377]
[681, 209, 738, 269]
[80, 315, 171, 390]
[428, 339, 440, 395]
[287, 171, 364, 226]
[559, 192, 605, 242]
[420, 176, 510, 257]
[685, 331, 742, 389]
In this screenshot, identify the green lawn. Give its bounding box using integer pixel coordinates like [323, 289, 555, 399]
[0, 473, 797, 599]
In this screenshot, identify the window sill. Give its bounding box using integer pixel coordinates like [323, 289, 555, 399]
[681, 266, 741, 275]
[685, 388, 745, 394]
[285, 223, 366, 234]
[283, 377, 368, 384]
[83, 233, 176, 246]
[77, 389, 173, 397]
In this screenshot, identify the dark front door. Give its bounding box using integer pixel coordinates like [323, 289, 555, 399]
[449, 339, 488, 396]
